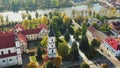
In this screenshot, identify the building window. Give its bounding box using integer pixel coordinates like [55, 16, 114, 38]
[52, 50, 54, 53]
[8, 50, 11, 53]
[2, 60, 5, 62]
[9, 59, 12, 61]
[52, 39, 53, 42]
[1, 51, 4, 55]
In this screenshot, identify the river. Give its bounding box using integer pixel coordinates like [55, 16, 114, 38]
[0, 3, 102, 22]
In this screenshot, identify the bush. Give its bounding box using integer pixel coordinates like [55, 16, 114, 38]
[80, 62, 90, 68]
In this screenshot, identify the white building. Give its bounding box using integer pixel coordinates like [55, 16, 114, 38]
[47, 25, 56, 59]
[104, 37, 120, 57]
[0, 23, 48, 67]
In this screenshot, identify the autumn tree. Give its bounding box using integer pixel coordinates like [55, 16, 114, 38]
[41, 16, 48, 25]
[58, 38, 70, 59]
[40, 36, 48, 48]
[62, 15, 71, 27]
[27, 62, 39, 68]
[22, 19, 30, 29]
[102, 63, 108, 68]
[53, 56, 62, 68]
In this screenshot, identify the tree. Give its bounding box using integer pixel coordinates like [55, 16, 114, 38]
[28, 14, 32, 20]
[41, 16, 48, 25]
[70, 41, 79, 60]
[88, 9, 92, 16]
[62, 15, 71, 27]
[35, 12, 39, 18]
[58, 39, 70, 59]
[74, 15, 84, 25]
[53, 56, 62, 68]
[45, 60, 55, 68]
[40, 36, 48, 48]
[112, 7, 116, 16]
[27, 62, 39, 68]
[80, 62, 90, 68]
[22, 19, 30, 29]
[69, 26, 74, 35]
[49, 12, 52, 19]
[21, 13, 27, 20]
[92, 22, 99, 29]
[91, 39, 100, 48]
[102, 63, 108, 68]
[64, 29, 70, 42]
[80, 23, 89, 52]
[36, 46, 42, 61]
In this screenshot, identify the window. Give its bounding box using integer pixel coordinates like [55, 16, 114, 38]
[52, 50, 54, 53]
[8, 50, 11, 53]
[2, 60, 5, 62]
[1, 51, 4, 55]
[52, 39, 53, 42]
[9, 59, 12, 61]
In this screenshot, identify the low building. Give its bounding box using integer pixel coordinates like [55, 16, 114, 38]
[104, 37, 120, 57]
[0, 23, 48, 67]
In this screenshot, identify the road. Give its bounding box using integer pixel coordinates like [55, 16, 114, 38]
[72, 19, 120, 68]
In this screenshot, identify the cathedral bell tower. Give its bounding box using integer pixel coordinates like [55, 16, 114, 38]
[47, 24, 56, 59]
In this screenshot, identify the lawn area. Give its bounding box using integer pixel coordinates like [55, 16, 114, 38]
[30, 56, 37, 62]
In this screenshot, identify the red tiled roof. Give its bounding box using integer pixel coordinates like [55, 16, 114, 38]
[0, 32, 15, 49]
[0, 52, 17, 58]
[21, 28, 42, 35]
[105, 37, 120, 50]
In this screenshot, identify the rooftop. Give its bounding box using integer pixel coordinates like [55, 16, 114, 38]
[105, 37, 120, 50]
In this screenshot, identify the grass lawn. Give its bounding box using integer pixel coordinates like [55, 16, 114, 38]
[30, 56, 37, 62]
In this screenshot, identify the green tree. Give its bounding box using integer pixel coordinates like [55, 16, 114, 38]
[80, 62, 90, 68]
[70, 41, 79, 60]
[91, 39, 100, 48]
[28, 14, 32, 20]
[36, 46, 42, 61]
[80, 23, 89, 52]
[49, 12, 52, 19]
[58, 39, 70, 59]
[35, 12, 39, 18]
[88, 9, 92, 16]
[64, 29, 70, 42]
[69, 26, 74, 35]
[21, 13, 27, 20]
[74, 15, 83, 25]
[45, 60, 55, 68]
[92, 22, 99, 29]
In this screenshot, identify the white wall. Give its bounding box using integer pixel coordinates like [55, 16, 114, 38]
[0, 56, 18, 68]
[0, 47, 16, 55]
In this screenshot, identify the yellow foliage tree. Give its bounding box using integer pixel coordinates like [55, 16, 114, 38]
[53, 56, 62, 68]
[41, 16, 48, 25]
[22, 19, 30, 29]
[40, 36, 48, 48]
[63, 15, 71, 26]
[27, 62, 39, 68]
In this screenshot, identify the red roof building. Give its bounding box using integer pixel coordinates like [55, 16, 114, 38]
[105, 37, 120, 50]
[104, 37, 120, 57]
[0, 31, 15, 49]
